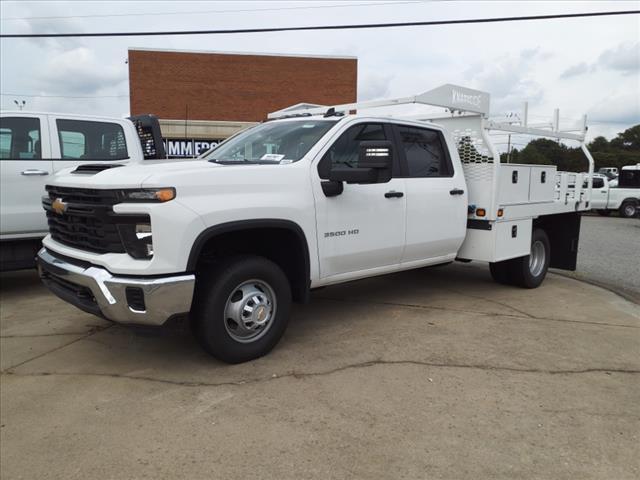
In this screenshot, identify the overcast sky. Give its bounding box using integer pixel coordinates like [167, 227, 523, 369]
[1, 0, 638, 145]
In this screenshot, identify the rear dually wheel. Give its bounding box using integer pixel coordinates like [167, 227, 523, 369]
[489, 228, 551, 289]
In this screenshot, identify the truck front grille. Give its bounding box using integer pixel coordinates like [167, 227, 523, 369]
[43, 186, 146, 255]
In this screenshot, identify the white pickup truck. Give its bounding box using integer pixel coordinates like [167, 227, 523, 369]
[592, 165, 640, 217]
[0, 112, 165, 270]
[36, 84, 596, 363]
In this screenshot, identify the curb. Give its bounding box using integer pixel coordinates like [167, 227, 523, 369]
[550, 270, 640, 306]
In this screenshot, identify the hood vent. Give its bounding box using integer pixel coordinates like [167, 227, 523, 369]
[72, 163, 124, 174]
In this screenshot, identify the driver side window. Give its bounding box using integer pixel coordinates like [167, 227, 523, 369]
[318, 123, 386, 179]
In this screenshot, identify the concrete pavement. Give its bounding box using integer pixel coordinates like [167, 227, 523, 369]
[555, 215, 640, 303]
[1, 263, 639, 479]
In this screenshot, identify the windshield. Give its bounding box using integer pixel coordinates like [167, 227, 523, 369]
[203, 119, 338, 164]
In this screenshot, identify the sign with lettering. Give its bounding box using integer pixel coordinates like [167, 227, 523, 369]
[163, 139, 222, 158]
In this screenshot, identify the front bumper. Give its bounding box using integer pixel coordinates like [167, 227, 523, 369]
[37, 248, 195, 326]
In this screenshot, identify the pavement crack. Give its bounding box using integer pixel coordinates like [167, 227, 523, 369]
[316, 296, 640, 329]
[0, 325, 113, 373]
[1, 330, 105, 339]
[4, 360, 638, 389]
[440, 288, 537, 318]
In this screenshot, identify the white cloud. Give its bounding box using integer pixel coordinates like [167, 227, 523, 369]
[35, 47, 127, 95]
[588, 92, 640, 124]
[560, 62, 591, 79]
[463, 49, 547, 114]
[358, 71, 392, 101]
[597, 41, 640, 75]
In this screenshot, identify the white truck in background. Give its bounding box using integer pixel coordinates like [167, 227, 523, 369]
[36, 84, 596, 363]
[591, 164, 640, 217]
[0, 112, 166, 270]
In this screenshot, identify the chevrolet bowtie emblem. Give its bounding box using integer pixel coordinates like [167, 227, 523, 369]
[52, 198, 67, 215]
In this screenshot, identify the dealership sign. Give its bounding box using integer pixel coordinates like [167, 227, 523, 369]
[163, 139, 221, 157]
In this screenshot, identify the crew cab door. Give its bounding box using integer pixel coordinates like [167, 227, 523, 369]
[312, 122, 406, 278]
[588, 177, 608, 209]
[0, 115, 52, 236]
[392, 123, 467, 263]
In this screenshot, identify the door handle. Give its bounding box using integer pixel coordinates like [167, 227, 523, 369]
[449, 188, 465, 195]
[384, 191, 404, 198]
[21, 169, 49, 176]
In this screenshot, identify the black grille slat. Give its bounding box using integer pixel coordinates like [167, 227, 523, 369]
[46, 186, 119, 205]
[44, 186, 146, 254]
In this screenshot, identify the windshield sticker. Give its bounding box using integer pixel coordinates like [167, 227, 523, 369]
[279, 159, 293, 164]
[302, 124, 316, 128]
[260, 153, 285, 161]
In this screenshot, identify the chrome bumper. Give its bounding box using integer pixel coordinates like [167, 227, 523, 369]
[37, 248, 195, 326]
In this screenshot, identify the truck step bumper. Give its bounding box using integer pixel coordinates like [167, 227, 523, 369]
[37, 248, 195, 326]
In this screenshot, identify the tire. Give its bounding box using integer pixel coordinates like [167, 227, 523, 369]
[489, 261, 511, 285]
[192, 255, 291, 363]
[619, 202, 637, 218]
[509, 228, 551, 289]
[596, 209, 612, 216]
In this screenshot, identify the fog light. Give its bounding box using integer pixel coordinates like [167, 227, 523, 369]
[117, 220, 153, 259]
[136, 223, 152, 239]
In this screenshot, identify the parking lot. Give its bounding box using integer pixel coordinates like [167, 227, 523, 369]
[1, 258, 639, 479]
[557, 215, 640, 303]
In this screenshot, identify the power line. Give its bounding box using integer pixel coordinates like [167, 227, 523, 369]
[1, 1, 428, 21]
[1, 10, 637, 38]
[0, 92, 128, 98]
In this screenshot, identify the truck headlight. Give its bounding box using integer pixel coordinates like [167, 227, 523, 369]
[117, 222, 154, 259]
[118, 188, 175, 203]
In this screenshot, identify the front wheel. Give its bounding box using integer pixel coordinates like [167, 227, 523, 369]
[193, 255, 291, 363]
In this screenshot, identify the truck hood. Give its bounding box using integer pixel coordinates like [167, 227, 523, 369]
[49, 160, 221, 189]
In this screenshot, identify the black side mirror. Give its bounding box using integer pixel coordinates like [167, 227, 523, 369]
[128, 114, 167, 160]
[328, 140, 393, 185]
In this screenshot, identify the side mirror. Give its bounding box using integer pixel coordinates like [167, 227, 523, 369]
[328, 140, 393, 185]
[128, 114, 167, 160]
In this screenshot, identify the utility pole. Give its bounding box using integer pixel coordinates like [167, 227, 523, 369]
[507, 134, 512, 163]
[13, 99, 25, 111]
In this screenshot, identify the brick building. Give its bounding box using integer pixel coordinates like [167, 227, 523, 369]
[128, 48, 358, 157]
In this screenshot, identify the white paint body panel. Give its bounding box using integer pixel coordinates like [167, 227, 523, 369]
[458, 219, 532, 263]
[528, 166, 556, 203]
[0, 111, 147, 239]
[498, 165, 532, 205]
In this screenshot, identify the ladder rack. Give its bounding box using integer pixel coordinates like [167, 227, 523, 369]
[268, 83, 588, 143]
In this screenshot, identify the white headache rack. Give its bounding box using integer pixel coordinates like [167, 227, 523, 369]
[269, 83, 595, 222]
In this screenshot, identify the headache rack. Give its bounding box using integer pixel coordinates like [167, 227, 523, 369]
[268, 84, 595, 222]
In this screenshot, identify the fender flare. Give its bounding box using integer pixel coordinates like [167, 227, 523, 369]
[186, 219, 311, 298]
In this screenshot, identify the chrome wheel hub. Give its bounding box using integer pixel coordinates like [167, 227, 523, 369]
[529, 240, 546, 277]
[624, 204, 636, 217]
[223, 279, 276, 343]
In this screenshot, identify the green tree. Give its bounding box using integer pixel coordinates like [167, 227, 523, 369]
[610, 125, 640, 151]
[500, 124, 640, 172]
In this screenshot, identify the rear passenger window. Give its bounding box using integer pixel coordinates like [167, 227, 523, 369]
[56, 119, 128, 160]
[0, 117, 42, 160]
[318, 123, 386, 179]
[397, 126, 452, 177]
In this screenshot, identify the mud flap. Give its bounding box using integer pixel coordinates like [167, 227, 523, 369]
[534, 212, 581, 271]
